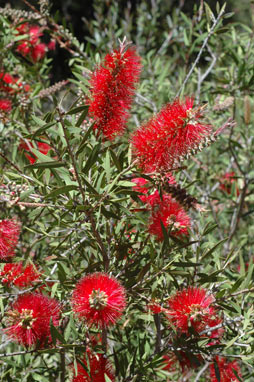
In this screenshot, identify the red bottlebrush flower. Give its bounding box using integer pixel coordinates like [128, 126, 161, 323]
[148, 299, 163, 314]
[48, 39, 56, 51]
[131, 98, 212, 173]
[5, 293, 60, 348]
[0, 218, 21, 260]
[28, 25, 42, 45]
[161, 351, 202, 372]
[210, 356, 241, 382]
[166, 287, 220, 335]
[19, 139, 52, 164]
[16, 41, 31, 56]
[219, 172, 239, 195]
[72, 350, 115, 382]
[132, 177, 150, 202]
[72, 273, 126, 328]
[0, 99, 12, 112]
[1, 263, 40, 288]
[88, 46, 142, 140]
[31, 43, 47, 62]
[0, 72, 16, 92]
[147, 191, 190, 240]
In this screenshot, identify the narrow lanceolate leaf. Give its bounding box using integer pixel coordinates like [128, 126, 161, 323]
[25, 161, 66, 169]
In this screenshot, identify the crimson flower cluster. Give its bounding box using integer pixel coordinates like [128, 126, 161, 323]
[88, 46, 142, 140]
[132, 176, 191, 240]
[210, 356, 241, 382]
[219, 171, 239, 195]
[72, 272, 126, 328]
[5, 293, 60, 347]
[15, 22, 55, 62]
[131, 98, 212, 173]
[19, 139, 52, 164]
[0, 218, 21, 260]
[0, 263, 40, 288]
[72, 350, 115, 382]
[166, 287, 223, 338]
[0, 71, 30, 115]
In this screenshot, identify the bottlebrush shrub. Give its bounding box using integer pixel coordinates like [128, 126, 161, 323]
[1, 2, 254, 381]
[5, 293, 60, 347]
[72, 273, 126, 328]
[0, 218, 21, 260]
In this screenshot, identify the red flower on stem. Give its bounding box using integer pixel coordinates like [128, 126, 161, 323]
[0, 218, 21, 260]
[72, 273, 126, 328]
[210, 356, 241, 382]
[147, 191, 190, 240]
[0, 99, 12, 112]
[0, 263, 40, 288]
[5, 293, 60, 347]
[166, 287, 222, 336]
[88, 42, 142, 140]
[219, 171, 239, 195]
[19, 139, 52, 164]
[16, 22, 47, 62]
[72, 350, 115, 382]
[131, 98, 212, 173]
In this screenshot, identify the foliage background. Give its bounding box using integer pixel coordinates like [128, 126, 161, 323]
[0, 0, 254, 381]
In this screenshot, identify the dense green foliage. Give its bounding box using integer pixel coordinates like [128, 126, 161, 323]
[0, 1, 254, 381]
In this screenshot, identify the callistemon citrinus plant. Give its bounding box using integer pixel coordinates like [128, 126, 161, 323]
[0, 1, 253, 381]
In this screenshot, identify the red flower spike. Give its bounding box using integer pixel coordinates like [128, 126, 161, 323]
[166, 287, 222, 336]
[219, 171, 239, 195]
[210, 356, 241, 382]
[147, 192, 190, 240]
[5, 293, 60, 348]
[72, 350, 115, 382]
[72, 273, 126, 328]
[148, 299, 163, 314]
[0, 99, 12, 112]
[0, 218, 21, 260]
[131, 98, 212, 173]
[88, 46, 142, 140]
[1, 263, 40, 288]
[31, 43, 47, 62]
[162, 351, 202, 372]
[19, 139, 52, 164]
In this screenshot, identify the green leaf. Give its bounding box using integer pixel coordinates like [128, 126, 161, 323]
[67, 105, 89, 115]
[28, 121, 56, 138]
[25, 161, 66, 169]
[50, 319, 66, 345]
[45, 185, 78, 199]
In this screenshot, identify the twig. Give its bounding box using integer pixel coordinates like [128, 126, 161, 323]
[194, 362, 209, 382]
[176, 7, 225, 98]
[0, 152, 23, 174]
[60, 350, 65, 382]
[196, 45, 217, 103]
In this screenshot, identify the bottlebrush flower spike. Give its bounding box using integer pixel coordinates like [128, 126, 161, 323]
[87, 40, 142, 140]
[0, 99, 12, 112]
[147, 191, 190, 240]
[131, 98, 213, 173]
[19, 139, 52, 164]
[72, 350, 115, 382]
[0, 263, 40, 288]
[210, 356, 241, 382]
[5, 293, 60, 347]
[166, 287, 222, 336]
[0, 218, 21, 260]
[72, 273, 126, 328]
